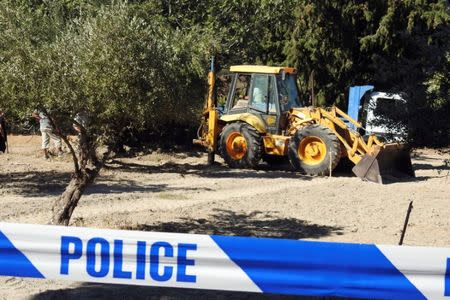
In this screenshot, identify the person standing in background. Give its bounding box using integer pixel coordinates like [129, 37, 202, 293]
[32, 109, 62, 159]
[0, 109, 7, 153]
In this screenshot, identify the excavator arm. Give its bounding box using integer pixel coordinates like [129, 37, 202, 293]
[193, 57, 219, 164]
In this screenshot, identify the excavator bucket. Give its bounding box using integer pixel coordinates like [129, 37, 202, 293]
[352, 144, 415, 184]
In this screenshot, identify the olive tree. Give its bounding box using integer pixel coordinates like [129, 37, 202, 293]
[0, 1, 211, 225]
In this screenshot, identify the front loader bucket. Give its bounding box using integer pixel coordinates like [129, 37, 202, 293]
[352, 144, 415, 184]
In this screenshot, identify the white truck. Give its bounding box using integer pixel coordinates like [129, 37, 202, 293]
[347, 85, 408, 142]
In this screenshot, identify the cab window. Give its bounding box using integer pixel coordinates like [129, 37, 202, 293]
[249, 74, 277, 114]
[277, 74, 302, 111]
[230, 74, 251, 111]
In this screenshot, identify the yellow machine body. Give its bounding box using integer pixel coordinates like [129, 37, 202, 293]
[193, 62, 218, 155]
[262, 135, 290, 156]
[220, 113, 267, 134]
[230, 65, 297, 75]
[194, 63, 414, 183]
[288, 106, 414, 183]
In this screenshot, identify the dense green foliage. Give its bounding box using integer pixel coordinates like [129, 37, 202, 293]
[0, 1, 212, 146]
[0, 0, 449, 147]
[287, 0, 449, 145]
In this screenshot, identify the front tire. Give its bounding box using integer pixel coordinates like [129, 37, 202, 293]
[288, 124, 341, 175]
[219, 122, 263, 168]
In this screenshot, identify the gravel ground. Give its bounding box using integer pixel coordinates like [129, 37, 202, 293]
[0, 135, 449, 299]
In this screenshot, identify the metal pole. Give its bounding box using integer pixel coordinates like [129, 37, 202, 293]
[329, 151, 332, 177]
[399, 200, 413, 245]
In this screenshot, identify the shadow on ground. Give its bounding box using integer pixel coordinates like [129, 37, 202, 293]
[124, 209, 343, 240]
[107, 157, 437, 183]
[0, 171, 212, 197]
[31, 283, 346, 300]
[0, 157, 311, 198]
[413, 162, 450, 171]
[106, 159, 313, 180]
[0, 171, 72, 196]
[2, 158, 434, 198]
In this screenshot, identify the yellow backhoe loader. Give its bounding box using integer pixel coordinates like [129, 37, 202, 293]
[193, 59, 414, 184]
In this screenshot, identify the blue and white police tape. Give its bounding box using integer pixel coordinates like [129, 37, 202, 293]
[0, 222, 449, 299]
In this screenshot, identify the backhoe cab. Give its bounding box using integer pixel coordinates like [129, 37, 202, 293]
[194, 62, 414, 184]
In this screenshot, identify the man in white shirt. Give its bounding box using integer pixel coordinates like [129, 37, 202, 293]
[251, 81, 266, 112]
[251, 76, 276, 113]
[32, 109, 62, 159]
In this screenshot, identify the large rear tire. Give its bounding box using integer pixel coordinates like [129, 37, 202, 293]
[219, 122, 263, 168]
[288, 124, 341, 175]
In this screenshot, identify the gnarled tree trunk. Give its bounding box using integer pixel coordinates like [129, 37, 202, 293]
[50, 166, 100, 225]
[50, 129, 103, 226]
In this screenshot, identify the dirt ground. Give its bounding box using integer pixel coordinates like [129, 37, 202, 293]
[0, 135, 449, 300]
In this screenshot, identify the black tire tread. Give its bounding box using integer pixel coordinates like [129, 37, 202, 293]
[288, 124, 341, 176]
[218, 122, 263, 169]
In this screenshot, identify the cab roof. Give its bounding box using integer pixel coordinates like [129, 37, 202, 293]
[230, 65, 297, 75]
